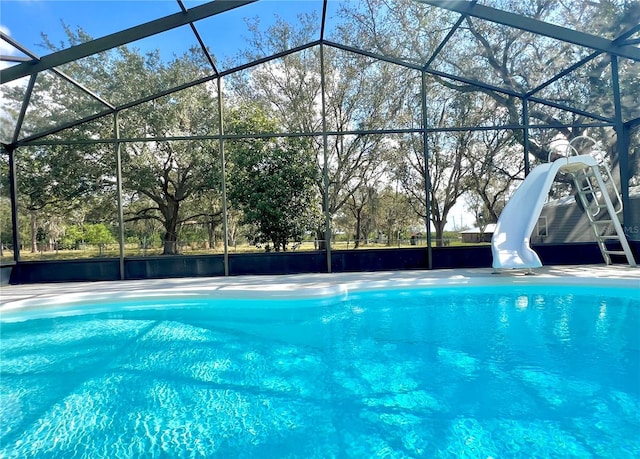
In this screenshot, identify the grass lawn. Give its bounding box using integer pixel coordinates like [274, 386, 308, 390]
[1, 237, 487, 263]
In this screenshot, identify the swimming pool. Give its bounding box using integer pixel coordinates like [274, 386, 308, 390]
[1, 270, 638, 458]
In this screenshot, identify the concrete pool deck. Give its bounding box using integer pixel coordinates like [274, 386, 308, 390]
[1, 265, 638, 312]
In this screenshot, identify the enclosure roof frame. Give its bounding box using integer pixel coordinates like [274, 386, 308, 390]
[417, 0, 640, 61]
[0, 0, 256, 85]
[1, 0, 638, 148]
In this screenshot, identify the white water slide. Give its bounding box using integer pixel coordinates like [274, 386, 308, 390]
[491, 153, 636, 270]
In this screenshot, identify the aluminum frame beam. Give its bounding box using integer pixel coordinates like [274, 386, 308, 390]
[423, 14, 466, 70]
[417, 0, 640, 62]
[323, 40, 523, 98]
[421, 71, 433, 267]
[526, 51, 602, 98]
[11, 74, 36, 144]
[0, 55, 32, 63]
[527, 96, 614, 123]
[615, 25, 640, 44]
[611, 56, 632, 231]
[216, 77, 229, 276]
[527, 25, 639, 98]
[320, 43, 333, 272]
[2, 0, 626, 148]
[113, 112, 125, 280]
[0, 31, 114, 110]
[422, 0, 478, 70]
[320, 0, 328, 41]
[0, 32, 39, 64]
[21, 121, 617, 148]
[10, 36, 614, 148]
[4, 145, 20, 262]
[0, 0, 256, 84]
[177, 0, 219, 75]
[11, 41, 320, 146]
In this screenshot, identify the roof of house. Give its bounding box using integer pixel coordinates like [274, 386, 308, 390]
[460, 224, 497, 234]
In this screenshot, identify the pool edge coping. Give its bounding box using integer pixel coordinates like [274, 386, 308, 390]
[1, 265, 638, 319]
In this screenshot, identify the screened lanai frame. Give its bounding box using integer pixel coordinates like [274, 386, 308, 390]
[1, 0, 639, 278]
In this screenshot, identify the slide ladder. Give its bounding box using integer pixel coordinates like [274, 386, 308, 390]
[570, 165, 636, 266]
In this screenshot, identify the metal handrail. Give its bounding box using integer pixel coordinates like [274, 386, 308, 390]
[552, 135, 624, 215]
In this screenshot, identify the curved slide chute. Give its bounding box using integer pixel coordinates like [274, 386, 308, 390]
[492, 155, 604, 269]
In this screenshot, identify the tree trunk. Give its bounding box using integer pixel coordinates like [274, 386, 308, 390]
[206, 222, 215, 249]
[163, 234, 177, 255]
[434, 221, 446, 247]
[354, 208, 362, 249]
[162, 199, 180, 255]
[228, 221, 237, 247]
[272, 238, 283, 252]
[316, 229, 326, 250]
[30, 212, 37, 253]
[162, 219, 178, 255]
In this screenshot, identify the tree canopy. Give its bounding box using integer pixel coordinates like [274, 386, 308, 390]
[226, 105, 321, 251]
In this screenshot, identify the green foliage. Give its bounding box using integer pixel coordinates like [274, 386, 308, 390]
[59, 225, 84, 249]
[36, 227, 47, 243]
[0, 152, 9, 199]
[83, 223, 116, 245]
[3, 27, 222, 256]
[227, 106, 321, 251]
[115, 51, 221, 254]
[0, 197, 12, 245]
[16, 144, 105, 211]
[58, 223, 115, 249]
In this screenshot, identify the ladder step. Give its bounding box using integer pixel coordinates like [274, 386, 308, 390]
[583, 203, 608, 209]
[597, 234, 620, 239]
[604, 250, 627, 256]
[593, 220, 612, 225]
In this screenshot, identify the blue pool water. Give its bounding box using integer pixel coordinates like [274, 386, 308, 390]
[1, 285, 638, 458]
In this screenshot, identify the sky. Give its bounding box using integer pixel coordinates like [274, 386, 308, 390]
[0, 0, 327, 64]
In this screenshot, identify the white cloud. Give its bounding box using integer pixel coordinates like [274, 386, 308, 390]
[0, 25, 17, 56]
[0, 25, 22, 71]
